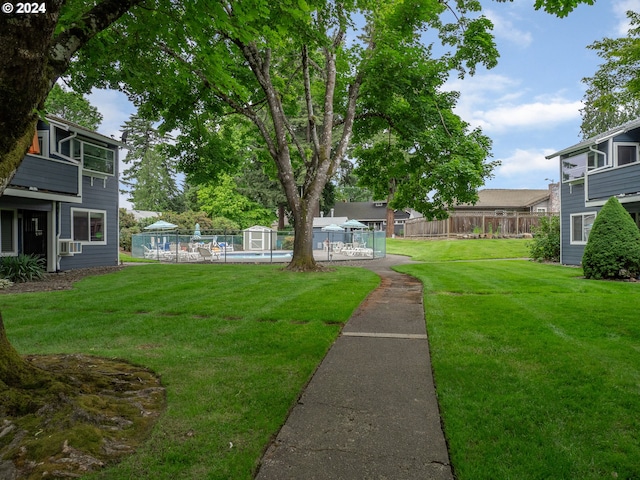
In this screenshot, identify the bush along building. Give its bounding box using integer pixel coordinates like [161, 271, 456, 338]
[546, 118, 640, 265]
[0, 116, 123, 272]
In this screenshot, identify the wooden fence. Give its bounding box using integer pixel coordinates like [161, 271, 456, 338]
[404, 211, 556, 238]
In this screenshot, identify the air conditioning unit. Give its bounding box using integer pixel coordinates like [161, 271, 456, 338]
[59, 240, 82, 256]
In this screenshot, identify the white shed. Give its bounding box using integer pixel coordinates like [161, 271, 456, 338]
[243, 225, 274, 251]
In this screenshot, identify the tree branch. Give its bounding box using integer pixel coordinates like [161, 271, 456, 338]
[49, 0, 145, 79]
[302, 45, 321, 165]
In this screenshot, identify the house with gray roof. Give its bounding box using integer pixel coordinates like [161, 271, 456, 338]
[454, 188, 558, 214]
[331, 201, 410, 234]
[546, 118, 640, 265]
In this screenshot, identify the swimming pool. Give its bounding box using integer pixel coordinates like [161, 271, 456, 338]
[222, 251, 293, 260]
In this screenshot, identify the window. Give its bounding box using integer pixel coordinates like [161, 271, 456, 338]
[72, 209, 106, 244]
[0, 210, 16, 255]
[570, 212, 596, 245]
[562, 152, 587, 182]
[72, 139, 115, 175]
[615, 143, 638, 167]
[27, 131, 48, 157]
[587, 150, 606, 170]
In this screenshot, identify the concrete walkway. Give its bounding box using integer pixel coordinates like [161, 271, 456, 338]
[255, 255, 453, 480]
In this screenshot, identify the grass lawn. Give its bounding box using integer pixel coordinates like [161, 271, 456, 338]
[1, 263, 379, 479]
[391, 239, 640, 479]
[387, 237, 530, 262]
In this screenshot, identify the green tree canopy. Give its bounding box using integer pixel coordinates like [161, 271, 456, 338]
[578, 11, 640, 138]
[198, 173, 276, 230]
[68, 0, 501, 270]
[44, 84, 102, 130]
[121, 114, 185, 212]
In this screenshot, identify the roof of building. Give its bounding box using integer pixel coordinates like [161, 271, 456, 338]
[545, 117, 640, 159]
[45, 115, 127, 148]
[332, 201, 409, 221]
[313, 216, 349, 228]
[456, 189, 550, 210]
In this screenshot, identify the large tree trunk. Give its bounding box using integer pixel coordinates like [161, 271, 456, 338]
[0, 5, 62, 190]
[288, 202, 318, 271]
[386, 206, 395, 238]
[0, 314, 53, 391]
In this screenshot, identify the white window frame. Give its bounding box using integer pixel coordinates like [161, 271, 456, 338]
[561, 151, 588, 183]
[72, 139, 115, 176]
[614, 142, 639, 167]
[0, 209, 18, 256]
[570, 212, 596, 245]
[71, 208, 107, 245]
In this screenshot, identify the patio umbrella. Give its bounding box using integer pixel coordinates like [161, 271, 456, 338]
[321, 223, 344, 232]
[193, 223, 201, 240]
[144, 220, 178, 257]
[144, 220, 177, 231]
[340, 219, 368, 229]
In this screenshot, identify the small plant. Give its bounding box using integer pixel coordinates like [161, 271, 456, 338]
[282, 236, 295, 250]
[0, 254, 46, 283]
[0, 278, 14, 289]
[529, 215, 560, 262]
[582, 197, 640, 279]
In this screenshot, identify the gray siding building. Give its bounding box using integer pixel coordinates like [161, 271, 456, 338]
[0, 116, 122, 271]
[546, 118, 640, 266]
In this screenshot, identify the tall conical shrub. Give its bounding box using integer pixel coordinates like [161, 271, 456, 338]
[582, 196, 640, 279]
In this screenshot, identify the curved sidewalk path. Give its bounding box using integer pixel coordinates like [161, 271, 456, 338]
[255, 255, 453, 480]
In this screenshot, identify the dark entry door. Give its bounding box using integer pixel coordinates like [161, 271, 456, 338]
[22, 211, 47, 257]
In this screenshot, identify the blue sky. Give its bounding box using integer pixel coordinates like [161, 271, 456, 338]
[86, 0, 640, 209]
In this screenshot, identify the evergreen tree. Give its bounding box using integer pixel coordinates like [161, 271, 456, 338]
[121, 114, 184, 211]
[582, 197, 640, 280]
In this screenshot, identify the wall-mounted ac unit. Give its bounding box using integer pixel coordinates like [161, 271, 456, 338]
[59, 240, 82, 256]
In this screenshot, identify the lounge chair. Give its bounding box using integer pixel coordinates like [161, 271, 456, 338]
[218, 242, 234, 252]
[143, 245, 160, 260]
[198, 247, 219, 261]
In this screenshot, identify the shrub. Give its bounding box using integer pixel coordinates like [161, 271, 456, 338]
[120, 225, 141, 252]
[281, 236, 295, 250]
[0, 254, 46, 283]
[529, 216, 560, 262]
[582, 197, 640, 279]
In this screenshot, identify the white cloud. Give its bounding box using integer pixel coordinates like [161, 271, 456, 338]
[484, 9, 533, 48]
[494, 148, 559, 181]
[478, 99, 583, 133]
[613, 0, 640, 35]
[446, 74, 582, 132]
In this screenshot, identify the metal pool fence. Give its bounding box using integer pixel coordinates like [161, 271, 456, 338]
[131, 229, 387, 263]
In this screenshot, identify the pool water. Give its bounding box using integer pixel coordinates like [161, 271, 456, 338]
[222, 251, 293, 259]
